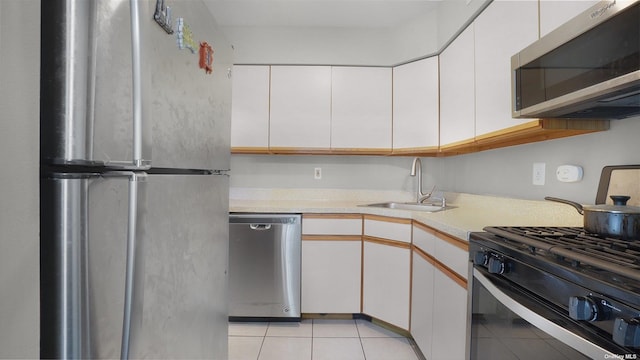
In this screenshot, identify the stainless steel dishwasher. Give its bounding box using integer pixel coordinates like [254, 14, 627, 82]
[228, 213, 301, 321]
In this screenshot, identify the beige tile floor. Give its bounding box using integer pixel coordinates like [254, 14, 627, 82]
[228, 319, 422, 360]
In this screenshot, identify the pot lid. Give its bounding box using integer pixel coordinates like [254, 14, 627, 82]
[584, 204, 640, 214]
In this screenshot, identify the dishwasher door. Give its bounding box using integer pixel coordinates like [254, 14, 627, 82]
[228, 214, 301, 320]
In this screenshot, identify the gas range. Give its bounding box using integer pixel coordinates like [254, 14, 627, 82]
[469, 226, 640, 356]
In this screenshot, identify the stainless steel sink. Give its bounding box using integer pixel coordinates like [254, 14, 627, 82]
[360, 201, 451, 212]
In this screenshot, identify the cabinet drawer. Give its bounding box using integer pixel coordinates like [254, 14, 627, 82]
[412, 222, 436, 255]
[302, 214, 362, 236]
[434, 237, 469, 280]
[363, 215, 411, 243]
[413, 221, 469, 280]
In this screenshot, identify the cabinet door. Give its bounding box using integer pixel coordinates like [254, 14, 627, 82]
[539, 0, 600, 37]
[301, 240, 361, 313]
[331, 67, 392, 152]
[393, 57, 439, 152]
[431, 268, 468, 360]
[439, 25, 475, 148]
[410, 250, 435, 358]
[230, 65, 270, 151]
[270, 66, 331, 151]
[363, 241, 411, 330]
[474, 1, 538, 138]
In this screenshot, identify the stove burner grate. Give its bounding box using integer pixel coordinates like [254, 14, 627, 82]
[483, 226, 640, 282]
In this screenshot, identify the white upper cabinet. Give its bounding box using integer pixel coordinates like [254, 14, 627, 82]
[331, 67, 392, 152]
[539, 0, 600, 37]
[474, 1, 538, 138]
[230, 65, 270, 150]
[269, 66, 332, 150]
[439, 25, 475, 148]
[392, 57, 439, 152]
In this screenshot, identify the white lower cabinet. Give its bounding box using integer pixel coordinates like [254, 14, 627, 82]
[431, 268, 468, 360]
[301, 240, 361, 313]
[301, 215, 362, 314]
[410, 250, 435, 356]
[411, 222, 469, 359]
[362, 240, 411, 330]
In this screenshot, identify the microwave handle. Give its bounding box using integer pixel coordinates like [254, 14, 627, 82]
[473, 269, 613, 359]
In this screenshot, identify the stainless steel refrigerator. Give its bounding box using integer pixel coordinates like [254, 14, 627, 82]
[39, 1, 231, 358]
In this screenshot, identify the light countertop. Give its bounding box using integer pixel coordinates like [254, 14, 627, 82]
[230, 188, 584, 241]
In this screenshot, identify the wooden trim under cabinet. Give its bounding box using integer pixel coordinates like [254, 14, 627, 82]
[439, 119, 609, 156]
[474, 118, 609, 151]
[438, 138, 477, 156]
[330, 148, 392, 155]
[267, 147, 335, 155]
[231, 146, 270, 154]
[232, 119, 608, 156]
[391, 146, 439, 156]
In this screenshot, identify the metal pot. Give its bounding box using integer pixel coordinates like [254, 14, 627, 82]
[545, 195, 640, 240]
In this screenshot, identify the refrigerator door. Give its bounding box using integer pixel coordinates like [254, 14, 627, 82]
[41, 172, 228, 359]
[40, 1, 152, 168]
[131, 173, 229, 359]
[41, 0, 232, 170]
[144, 0, 233, 171]
[40, 173, 146, 359]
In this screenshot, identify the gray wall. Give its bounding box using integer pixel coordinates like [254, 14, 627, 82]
[230, 116, 640, 205]
[0, 0, 40, 357]
[428, 117, 640, 204]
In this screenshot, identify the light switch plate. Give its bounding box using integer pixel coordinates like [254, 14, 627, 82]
[533, 163, 545, 185]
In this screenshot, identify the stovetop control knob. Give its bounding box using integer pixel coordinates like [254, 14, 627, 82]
[487, 256, 507, 274]
[474, 251, 488, 266]
[568, 296, 600, 321]
[613, 317, 640, 348]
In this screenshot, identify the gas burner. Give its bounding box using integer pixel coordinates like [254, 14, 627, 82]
[523, 230, 565, 237]
[482, 226, 640, 283]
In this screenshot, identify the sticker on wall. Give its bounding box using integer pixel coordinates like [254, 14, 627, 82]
[154, 0, 174, 34]
[176, 18, 196, 53]
[199, 42, 214, 74]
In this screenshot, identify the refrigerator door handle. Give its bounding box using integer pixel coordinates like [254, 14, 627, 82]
[105, 172, 147, 360]
[130, 0, 145, 169]
[107, 0, 150, 170]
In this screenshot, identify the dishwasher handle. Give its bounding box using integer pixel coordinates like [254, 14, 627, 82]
[249, 224, 272, 231]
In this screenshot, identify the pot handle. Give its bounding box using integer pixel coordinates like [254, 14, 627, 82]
[544, 197, 584, 215]
[610, 195, 631, 206]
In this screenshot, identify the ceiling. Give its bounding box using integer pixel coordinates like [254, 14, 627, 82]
[204, 0, 442, 29]
[202, 0, 485, 66]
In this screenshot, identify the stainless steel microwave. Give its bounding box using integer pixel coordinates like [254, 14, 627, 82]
[512, 0, 640, 119]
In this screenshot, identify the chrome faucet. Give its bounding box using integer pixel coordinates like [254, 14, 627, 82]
[410, 157, 434, 203]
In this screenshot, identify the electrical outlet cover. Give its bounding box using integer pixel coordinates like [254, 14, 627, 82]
[557, 165, 583, 182]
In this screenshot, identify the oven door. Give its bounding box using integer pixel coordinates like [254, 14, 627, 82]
[470, 267, 623, 360]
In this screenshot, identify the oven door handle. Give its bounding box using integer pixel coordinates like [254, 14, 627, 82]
[473, 268, 616, 359]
